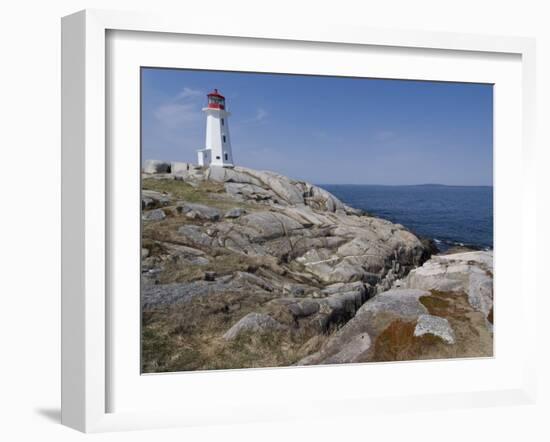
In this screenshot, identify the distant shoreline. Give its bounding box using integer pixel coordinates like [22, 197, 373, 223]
[317, 183, 493, 188]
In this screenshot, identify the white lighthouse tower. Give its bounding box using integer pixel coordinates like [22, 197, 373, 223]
[197, 89, 234, 168]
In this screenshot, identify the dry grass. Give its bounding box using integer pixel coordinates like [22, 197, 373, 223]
[141, 238, 169, 257]
[142, 215, 199, 245]
[157, 252, 282, 284]
[142, 178, 258, 211]
[141, 177, 263, 257]
[141, 290, 326, 373]
[143, 177, 225, 201]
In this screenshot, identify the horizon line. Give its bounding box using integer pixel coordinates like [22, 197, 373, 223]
[316, 183, 493, 188]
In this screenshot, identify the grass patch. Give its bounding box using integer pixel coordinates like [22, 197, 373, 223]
[141, 238, 169, 257]
[142, 178, 258, 211]
[157, 252, 282, 284]
[143, 177, 225, 201]
[141, 326, 180, 372]
[141, 290, 326, 373]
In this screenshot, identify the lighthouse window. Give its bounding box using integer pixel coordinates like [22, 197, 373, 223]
[216, 156, 220, 160]
[221, 118, 224, 126]
[224, 153, 228, 161]
[222, 135, 226, 143]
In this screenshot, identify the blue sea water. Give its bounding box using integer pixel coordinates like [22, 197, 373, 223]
[320, 184, 493, 251]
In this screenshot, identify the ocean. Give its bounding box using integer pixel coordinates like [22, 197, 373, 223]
[320, 184, 493, 251]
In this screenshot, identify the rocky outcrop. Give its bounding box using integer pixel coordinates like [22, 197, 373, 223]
[397, 251, 494, 321]
[202, 165, 356, 213]
[265, 281, 368, 334]
[141, 164, 427, 291]
[298, 252, 494, 366]
[140, 162, 492, 372]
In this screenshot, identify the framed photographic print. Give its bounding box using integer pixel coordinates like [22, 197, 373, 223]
[61, 9, 537, 432]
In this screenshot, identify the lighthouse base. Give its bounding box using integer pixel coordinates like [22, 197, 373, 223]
[197, 148, 234, 168]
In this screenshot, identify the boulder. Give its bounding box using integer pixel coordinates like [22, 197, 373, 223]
[177, 225, 212, 246]
[143, 160, 171, 174]
[177, 202, 222, 221]
[224, 182, 275, 201]
[306, 185, 345, 212]
[237, 168, 305, 205]
[402, 251, 493, 317]
[223, 313, 285, 340]
[359, 288, 430, 318]
[142, 190, 171, 209]
[142, 208, 166, 221]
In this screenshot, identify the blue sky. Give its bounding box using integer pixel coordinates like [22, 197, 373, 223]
[141, 68, 493, 185]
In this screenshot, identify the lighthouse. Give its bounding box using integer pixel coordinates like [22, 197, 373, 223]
[197, 89, 234, 168]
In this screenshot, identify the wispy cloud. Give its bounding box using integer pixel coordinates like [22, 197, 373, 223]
[153, 102, 200, 126]
[242, 107, 269, 124]
[255, 108, 268, 121]
[153, 87, 204, 128]
[175, 87, 203, 100]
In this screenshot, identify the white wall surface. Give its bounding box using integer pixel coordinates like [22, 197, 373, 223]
[0, 1, 548, 441]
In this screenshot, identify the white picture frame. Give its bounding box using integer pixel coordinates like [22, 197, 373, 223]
[61, 9, 537, 433]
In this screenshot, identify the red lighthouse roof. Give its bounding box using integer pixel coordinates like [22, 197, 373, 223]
[206, 89, 226, 110]
[207, 89, 225, 99]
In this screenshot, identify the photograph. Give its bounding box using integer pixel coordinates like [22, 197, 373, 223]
[140, 68, 494, 373]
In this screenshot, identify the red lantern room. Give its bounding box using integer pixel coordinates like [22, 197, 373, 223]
[207, 89, 226, 110]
